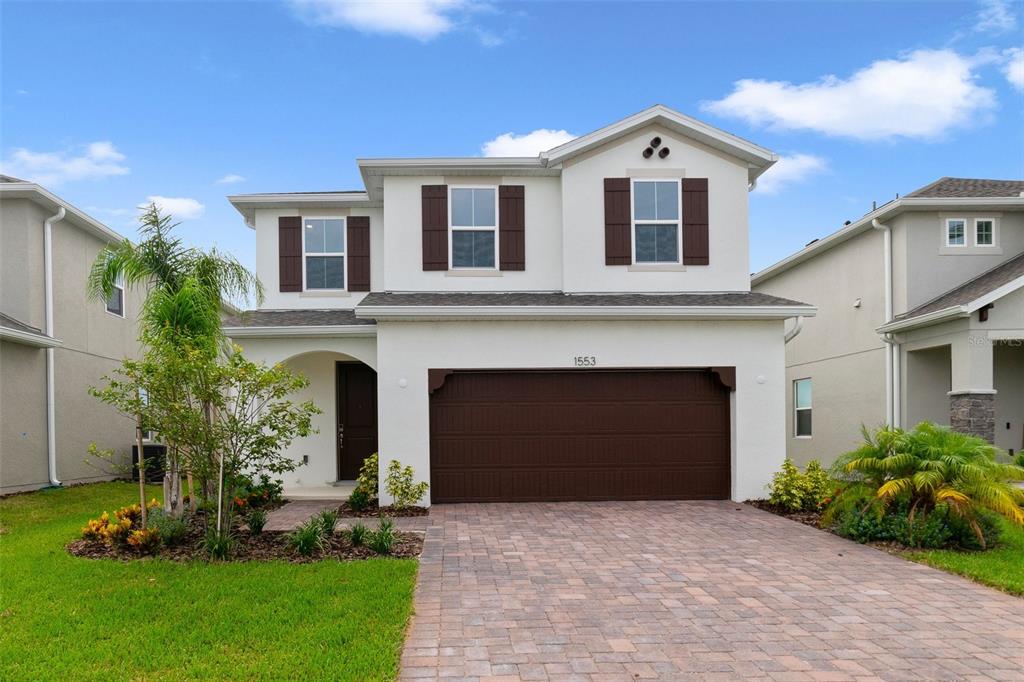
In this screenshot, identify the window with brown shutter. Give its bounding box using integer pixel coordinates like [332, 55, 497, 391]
[604, 178, 631, 265]
[499, 185, 525, 271]
[278, 216, 302, 292]
[682, 178, 709, 265]
[347, 216, 371, 291]
[422, 185, 448, 270]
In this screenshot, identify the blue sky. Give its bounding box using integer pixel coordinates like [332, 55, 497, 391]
[2, 0, 1022, 274]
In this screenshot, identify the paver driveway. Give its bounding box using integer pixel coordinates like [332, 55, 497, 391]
[401, 501, 1024, 681]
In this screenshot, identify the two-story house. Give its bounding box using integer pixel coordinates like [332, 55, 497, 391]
[1, 176, 142, 493]
[225, 105, 815, 504]
[754, 178, 1024, 465]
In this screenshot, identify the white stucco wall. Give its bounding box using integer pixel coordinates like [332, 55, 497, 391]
[561, 124, 752, 293]
[374, 318, 787, 504]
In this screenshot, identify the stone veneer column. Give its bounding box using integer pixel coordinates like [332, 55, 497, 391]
[948, 391, 996, 443]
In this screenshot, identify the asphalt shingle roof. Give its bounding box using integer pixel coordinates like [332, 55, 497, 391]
[905, 177, 1024, 199]
[357, 291, 808, 307]
[897, 252, 1024, 320]
[0, 311, 46, 335]
[223, 309, 375, 328]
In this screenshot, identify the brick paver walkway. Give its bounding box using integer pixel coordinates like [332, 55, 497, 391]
[401, 501, 1024, 681]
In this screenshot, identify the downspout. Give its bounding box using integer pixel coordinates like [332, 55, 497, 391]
[44, 206, 66, 486]
[872, 218, 898, 427]
[784, 315, 804, 343]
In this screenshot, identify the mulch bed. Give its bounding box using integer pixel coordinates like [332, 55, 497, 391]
[336, 501, 429, 518]
[67, 511, 422, 563]
[746, 499, 824, 529]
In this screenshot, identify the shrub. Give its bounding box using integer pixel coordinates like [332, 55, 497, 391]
[355, 453, 379, 501]
[147, 508, 188, 547]
[347, 487, 371, 512]
[114, 504, 143, 527]
[81, 513, 110, 541]
[803, 460, 834, 510]
[347, 522, 369, 547]
[767, 459, 833, 512]
[289, 518, 327, 556]
[245, 508, 268, 535]
[828, 422, 1024, 547]
[833, 500, 1002, 550]
[384, 460, 429, 509]
[231, 473, 285, 509]
[367, 518, 396, 555]
[127, 528, 161, 554]
[100, 517, 134, 548]
[204, 527, 234, 561]
[316, 508, 339, 538]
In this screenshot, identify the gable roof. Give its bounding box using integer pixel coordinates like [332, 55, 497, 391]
[753, 176, 1024, 286]
[877, 252, 1024, 332]
[0, 179, 126, 244]
[0, 311, 61, 348]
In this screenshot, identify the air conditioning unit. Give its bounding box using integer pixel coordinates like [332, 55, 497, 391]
[131, 443, 167, 483]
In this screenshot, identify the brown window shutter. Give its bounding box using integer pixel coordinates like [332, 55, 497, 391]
[498, 185, 525, 271]
[278, 216, 302, 292]
[682, 178, 709, 265]
[347, 216, 371, 291]
[422, 184, 448, 271]
[604, 178, 631, 265]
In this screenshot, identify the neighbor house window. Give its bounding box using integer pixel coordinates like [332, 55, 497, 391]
[945, 218, 966, 246]
[450, 187, 497, 268]
[304, 217, 345, 290]
[794, 378, 812, 437]
[105, 275, 124, 317]
[632, 179, 680, 263]
[975, 219, 994, 246]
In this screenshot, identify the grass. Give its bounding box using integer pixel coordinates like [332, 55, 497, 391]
[905, 516, 1024, 596]
[0, 482, 418, 681]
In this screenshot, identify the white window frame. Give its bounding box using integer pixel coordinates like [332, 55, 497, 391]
[630, 178, 682, 265]
[448, 185, 499, 271]
[944, 218, 967, 247]
[105, 274, 125, 318]
[974, 218, 995, 247]
[301, 216, 347, 292]
[793, 378, 812, 438]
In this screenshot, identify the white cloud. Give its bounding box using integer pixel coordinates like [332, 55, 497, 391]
[702, 49, 997, 141]
[481, 129, 577, 157]
[216, 173, 246, 185]
[288, 0, 468, 41]
[1003, 47, 1024, 90]
[141, 196, 205, 220]
[754, 154, 828, 195]
[0, 140, 129, 187]
[975, 0, 1017, 33]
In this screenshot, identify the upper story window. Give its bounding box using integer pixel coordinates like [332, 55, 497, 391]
[975, 219, 994, 246]
[794, 378, 812, 437]
[105, 274, 125, 317]
[632, 179, 680, 263]
[304, 217, 346, 290]
[945, 218, 966, 247]
[450, 187, 497, 269]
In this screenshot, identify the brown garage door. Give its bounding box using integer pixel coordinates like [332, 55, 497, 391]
[429, 369, 731, 502]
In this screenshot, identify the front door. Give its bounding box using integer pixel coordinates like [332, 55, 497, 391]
[336, 362, 378, 481]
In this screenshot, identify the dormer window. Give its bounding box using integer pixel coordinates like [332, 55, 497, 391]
[945, 218, 965, 247]
[304, 217, 346, 290]
[632, 179, 680, 263]
[450, 187, 497, 269]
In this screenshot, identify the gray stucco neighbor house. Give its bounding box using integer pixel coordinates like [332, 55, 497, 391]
[754, 177, 1024, 465]
[0, 176, 143, 493]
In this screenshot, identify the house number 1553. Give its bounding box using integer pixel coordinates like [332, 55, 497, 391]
[573, 355, 597, 367]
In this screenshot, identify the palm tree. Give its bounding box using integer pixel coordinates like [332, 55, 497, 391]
[828, 422, 1024, 546]
[88, 204, 263, 515]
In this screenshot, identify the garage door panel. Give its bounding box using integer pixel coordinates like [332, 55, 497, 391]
[430, 369, 731, 502]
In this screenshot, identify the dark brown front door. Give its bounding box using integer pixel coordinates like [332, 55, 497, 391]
[429, 369, 731, 503]
[336, 362, 378, 481]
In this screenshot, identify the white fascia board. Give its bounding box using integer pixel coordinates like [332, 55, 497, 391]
[540, 105, 777, 179]
[0, 183, 126, 244]
[357, 157, 545, 172]
[876, 306, 967, 334]
[227, 192, 375, 228]
[355, 304, 816, 321]
[224, 325, 377, 339]
[965, 274, 1024, 313]
[752, 196, 1024, 286]
[0, 326, 63, 348]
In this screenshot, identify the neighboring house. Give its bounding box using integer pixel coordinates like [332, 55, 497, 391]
[0, 176, 142, 494]
[225, 105, 815, 504]
[753, 178, 1024, 465]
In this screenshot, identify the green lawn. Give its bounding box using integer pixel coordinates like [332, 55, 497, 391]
[905, 516, 1024, 596]
[0, 482, 418, 681]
